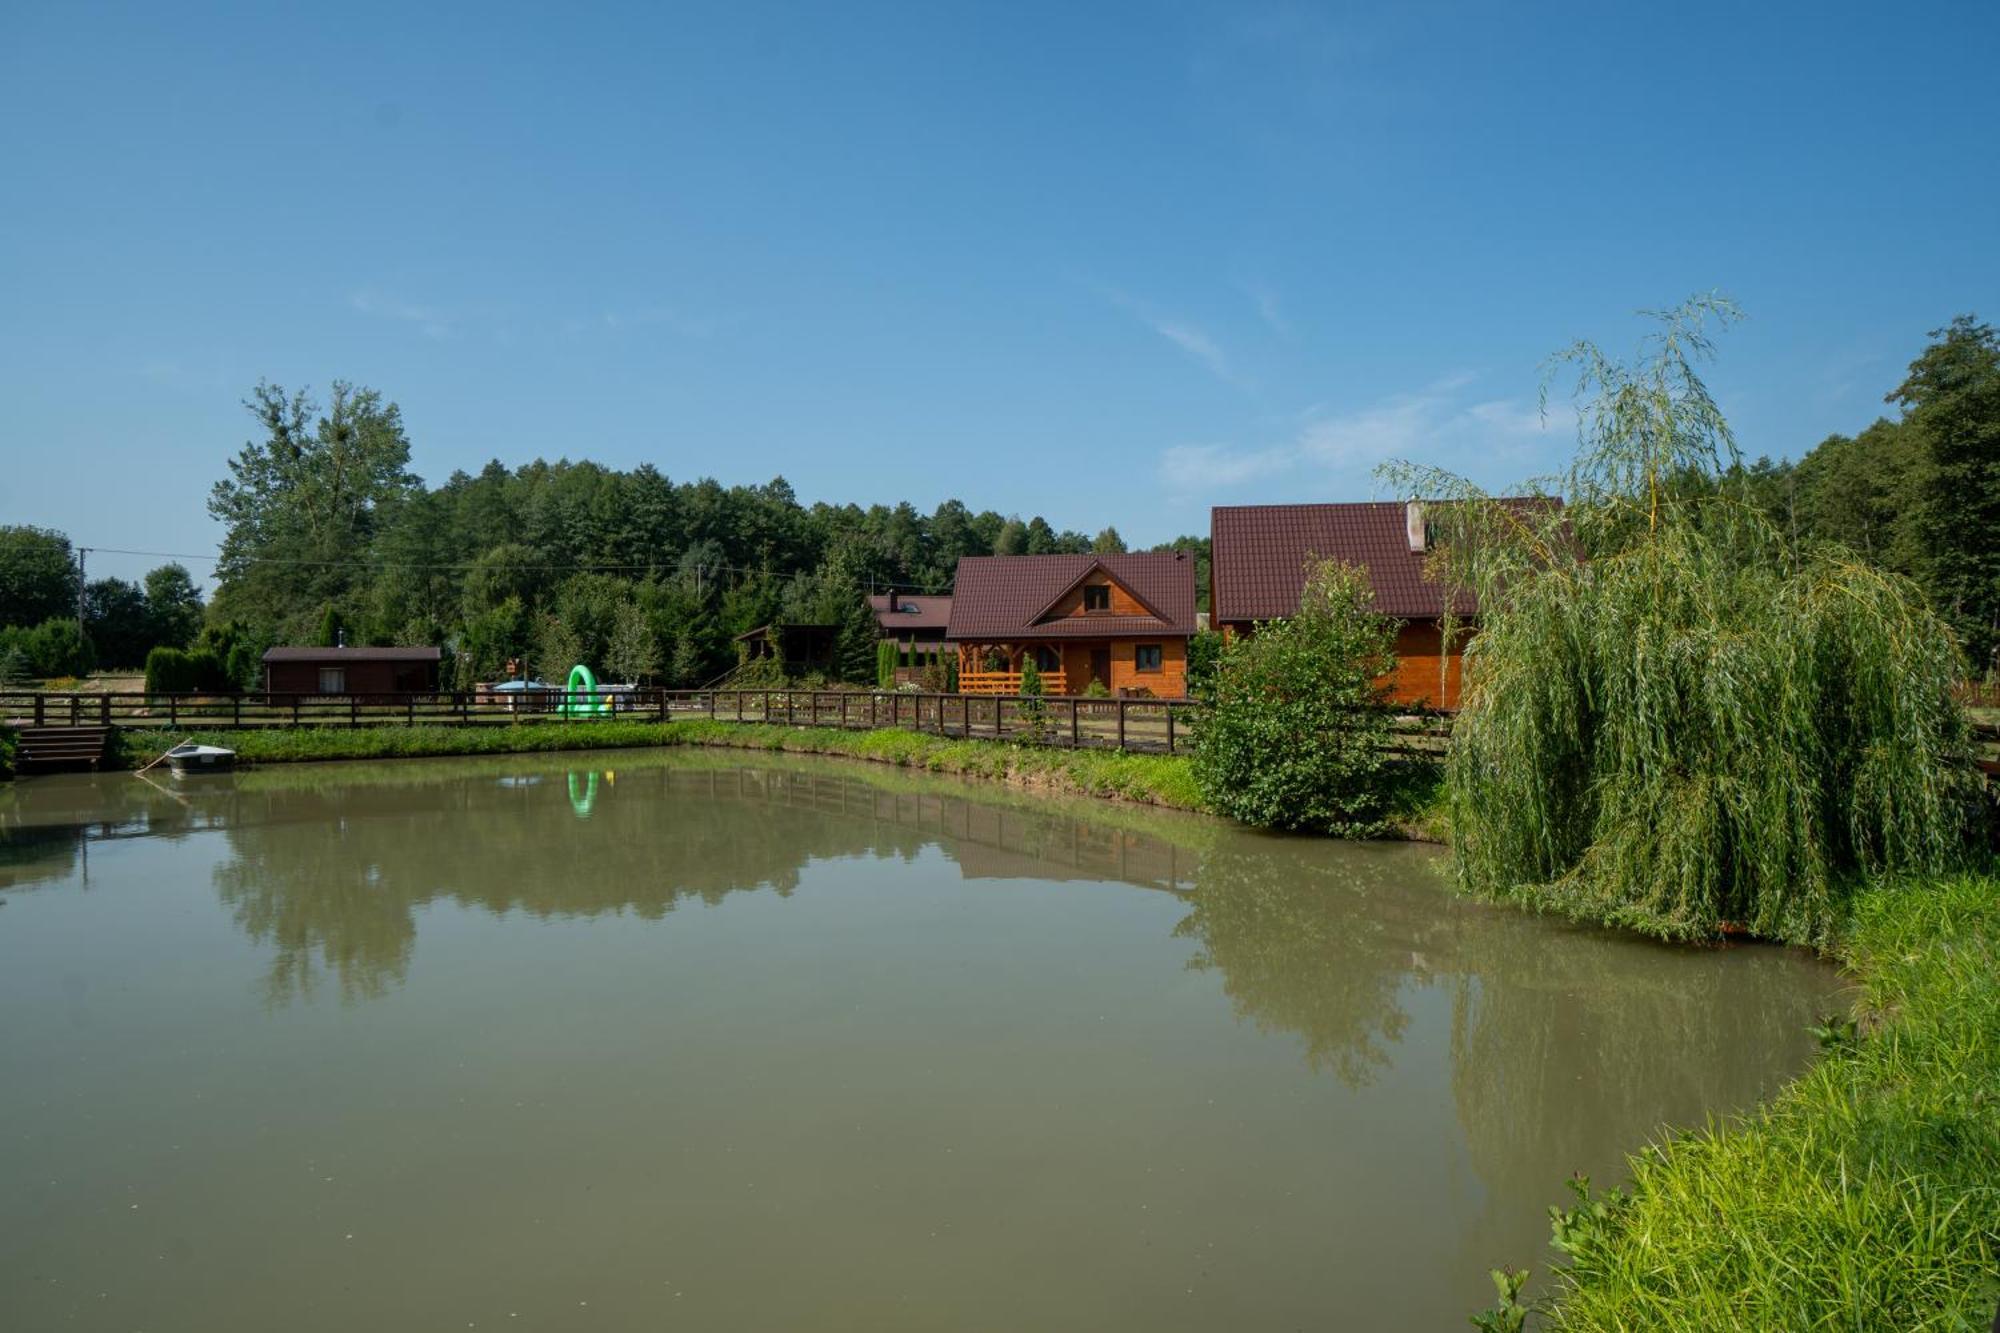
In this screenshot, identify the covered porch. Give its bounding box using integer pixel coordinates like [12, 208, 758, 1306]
[956, 641, 1106, 696]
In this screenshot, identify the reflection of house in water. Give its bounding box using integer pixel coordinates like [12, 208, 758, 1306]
[696, 766, 1199, 894]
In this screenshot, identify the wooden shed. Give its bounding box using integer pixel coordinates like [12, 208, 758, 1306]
[262, 646, 441, 695]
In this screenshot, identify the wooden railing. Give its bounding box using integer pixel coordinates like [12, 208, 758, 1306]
[0, 687, 1219, 757]
[959, 669, 1069, 696]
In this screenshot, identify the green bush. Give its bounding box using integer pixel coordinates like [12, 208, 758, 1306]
[0, 725, 17, 779]
[876, 638, 897, 688]
[6, 617, 96, 677]
[1190, 560, 1398, 835]
[1186, 628, 1224, 700]
[145, 646, 196, 694]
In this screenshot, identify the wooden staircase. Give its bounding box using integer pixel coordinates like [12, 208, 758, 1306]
[13, 725, 111, 773]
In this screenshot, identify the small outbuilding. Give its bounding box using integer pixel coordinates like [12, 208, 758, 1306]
[262, 646, 442, 695]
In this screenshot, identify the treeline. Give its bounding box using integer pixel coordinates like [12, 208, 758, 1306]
[0, 525, 205, 682]
[1, 379, 1208, 688]
[1733, 314, 2000, 671]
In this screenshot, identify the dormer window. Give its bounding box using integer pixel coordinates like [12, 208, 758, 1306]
[1083, 584, 1111, 612]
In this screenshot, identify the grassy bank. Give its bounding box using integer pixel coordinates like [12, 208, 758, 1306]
[1508, 873, 2000, 1331]
[109, 720, 1210, 811]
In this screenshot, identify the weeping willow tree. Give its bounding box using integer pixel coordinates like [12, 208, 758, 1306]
[1384, 296, 1975, 944]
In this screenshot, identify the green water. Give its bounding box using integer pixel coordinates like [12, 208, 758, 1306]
[0, 750, 1844, 1330]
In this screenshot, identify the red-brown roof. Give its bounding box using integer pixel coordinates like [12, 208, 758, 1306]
[262, 646, 441, 662]
[946, 553, 1197, 640]
[1210, 500, 1556, 623]
[867, 593, 953, 632]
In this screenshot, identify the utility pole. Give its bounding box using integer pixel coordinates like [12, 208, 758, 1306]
[75, 547, 88, 627]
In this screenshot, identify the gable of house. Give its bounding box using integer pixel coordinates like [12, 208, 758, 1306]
[946, 553, 1197, 641]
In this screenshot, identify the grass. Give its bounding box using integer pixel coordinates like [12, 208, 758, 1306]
[1499, 873, 2000, 1331]
[107, 719, 1213, 812]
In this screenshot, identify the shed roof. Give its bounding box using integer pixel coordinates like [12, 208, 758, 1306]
[867, 593, 953, 632]
[946, 552, 1197, 641]
[1210, 499, 1557, 623]
[262, 646, 441, 662]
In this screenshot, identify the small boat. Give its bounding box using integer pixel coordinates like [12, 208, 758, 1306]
[165, 742, 237, 776]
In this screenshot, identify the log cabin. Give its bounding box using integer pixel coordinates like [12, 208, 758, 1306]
[869, 591, 953, 685]
[1209, 498, 1553, 711]
[946, 552, 1198, 697]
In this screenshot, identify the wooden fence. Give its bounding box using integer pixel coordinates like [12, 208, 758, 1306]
[0, 687, 1454, 761]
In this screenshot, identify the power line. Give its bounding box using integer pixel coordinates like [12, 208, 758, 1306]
[78, 545, 958, 593]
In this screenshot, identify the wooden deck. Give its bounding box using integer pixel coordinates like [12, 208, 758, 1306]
[959, 669, 1070, 696]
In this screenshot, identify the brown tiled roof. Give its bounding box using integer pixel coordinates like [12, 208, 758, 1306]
[1210, 500, 1558, 623]
[262, 646, 440, 662]
[946, 553, 1198, 640]
[867, 593, 953, 632]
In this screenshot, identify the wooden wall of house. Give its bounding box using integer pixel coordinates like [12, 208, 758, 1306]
[1383, 621, 1463, 710]
[1218, 618, 1465, 710]
[265, 660, 438, 694]
[1057, 638, 1187, 698]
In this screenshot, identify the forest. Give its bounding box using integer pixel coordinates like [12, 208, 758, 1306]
[0, 315, 1990, 690]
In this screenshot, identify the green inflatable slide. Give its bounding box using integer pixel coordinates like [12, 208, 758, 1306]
[559, 663, 611, 718]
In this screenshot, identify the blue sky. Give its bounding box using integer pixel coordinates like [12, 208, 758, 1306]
[4, 1, 1996, 583]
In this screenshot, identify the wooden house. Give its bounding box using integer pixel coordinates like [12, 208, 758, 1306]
[946, 552, 1198, 697]
[868, 592, 953, 685]
[262, 646, 440, 695]
[1209, 498, 1553, 710]
[734, 623, 838, 676]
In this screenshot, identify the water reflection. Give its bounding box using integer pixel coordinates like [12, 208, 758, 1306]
[0, 752, 1844, 1329]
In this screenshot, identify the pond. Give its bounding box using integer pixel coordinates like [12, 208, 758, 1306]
[0, 750, 1845, 1330]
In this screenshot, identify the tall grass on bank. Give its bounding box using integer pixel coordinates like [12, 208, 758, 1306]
[1511, 874, 2000, 1330]
[1387, 296, 1975, 944]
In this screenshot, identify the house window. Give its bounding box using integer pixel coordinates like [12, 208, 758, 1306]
[318, 667, 347, 694]
[1033, 645, 1061, 672]
[1135, 644, 1163, 672]
[1083, 584, 1111, 612]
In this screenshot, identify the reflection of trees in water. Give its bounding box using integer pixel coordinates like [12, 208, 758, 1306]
[206, 758, 1204, 1005]
[1, 777, 221, 891]
[1174, 838, 1446, 1085]
[1170, 831, 1838, 1268]
[1443, 928, 1834, 1262]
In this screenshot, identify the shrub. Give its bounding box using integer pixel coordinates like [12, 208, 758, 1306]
[1186, 628, 1225, 700]
[876, 638, 897, 689]
[1190, 560, 1398, 835]
[20, 617, 94, 677]
[145, 646, 196, 694]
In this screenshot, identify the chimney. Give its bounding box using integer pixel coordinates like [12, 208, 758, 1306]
[1405, 498, 1426, 554]
[888, 589, 900, 612]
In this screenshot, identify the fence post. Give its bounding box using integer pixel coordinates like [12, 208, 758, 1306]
[1117, 699, 1127, 750]
[101, 694, 112, 726]
[1070, 699, 1080, 748]
[841, 693, 849, 730]
[1166, 705, 1176, 754]
[163, 695, 172, 728]
[233, 694, 242, 729]
[291, 696, 300, 727]
[407, 694, 415, 727]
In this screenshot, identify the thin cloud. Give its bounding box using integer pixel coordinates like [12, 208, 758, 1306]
[1103, 287, 1253, 391]
[350, 289, 451, 340]
[1243, 279, 1290, 336]
[1157, 374, 1570, 496]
